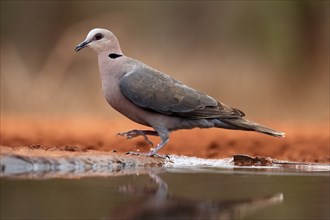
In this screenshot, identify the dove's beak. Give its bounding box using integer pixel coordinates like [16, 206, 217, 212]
[75, 39, 92, 52]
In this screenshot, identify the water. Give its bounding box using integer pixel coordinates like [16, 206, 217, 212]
[1, 163, 329, 220]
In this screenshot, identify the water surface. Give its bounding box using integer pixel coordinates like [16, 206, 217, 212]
[1, 165, 329, 220]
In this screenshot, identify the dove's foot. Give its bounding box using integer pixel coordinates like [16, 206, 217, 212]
[117, 129, 158, 146]
[126, 151, 169, 159]
[121, 128, 169, 159]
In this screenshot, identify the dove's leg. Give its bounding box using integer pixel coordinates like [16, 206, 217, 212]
[126, 127, 170, 158]
[118, 129, 158, 146]
[147, 129, 169, 156]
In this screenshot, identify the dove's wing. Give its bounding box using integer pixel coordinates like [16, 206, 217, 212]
[119, 65, 244, 119]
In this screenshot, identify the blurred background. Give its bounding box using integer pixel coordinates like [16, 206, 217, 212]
[1, 1, 329, 122]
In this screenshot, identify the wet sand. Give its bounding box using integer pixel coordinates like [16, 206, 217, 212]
[1, 117, 329, 163]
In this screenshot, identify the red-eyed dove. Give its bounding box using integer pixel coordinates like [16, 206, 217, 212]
[75, 28, 285, 157]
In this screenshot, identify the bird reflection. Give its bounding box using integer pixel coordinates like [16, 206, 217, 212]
[109, 173, 283, 220]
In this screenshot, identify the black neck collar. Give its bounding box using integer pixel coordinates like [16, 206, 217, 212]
[109, 53, 123, 59]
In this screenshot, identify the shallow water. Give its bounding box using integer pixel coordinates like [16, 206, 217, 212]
[1, 164, 329, 220]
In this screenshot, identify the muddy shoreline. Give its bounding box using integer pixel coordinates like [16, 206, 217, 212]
[1, 117, 329, 163]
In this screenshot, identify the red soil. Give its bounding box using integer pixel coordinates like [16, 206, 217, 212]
[1, 117, 329, 163]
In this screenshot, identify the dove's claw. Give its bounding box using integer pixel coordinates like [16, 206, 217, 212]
[117, 129, 158, 146]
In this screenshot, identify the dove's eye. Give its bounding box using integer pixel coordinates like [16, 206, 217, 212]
[94, 33, 104, 40]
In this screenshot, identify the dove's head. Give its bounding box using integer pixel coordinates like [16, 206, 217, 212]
[75, 28, 122, 54]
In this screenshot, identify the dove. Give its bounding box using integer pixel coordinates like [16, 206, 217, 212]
[75, 28, 285, 157]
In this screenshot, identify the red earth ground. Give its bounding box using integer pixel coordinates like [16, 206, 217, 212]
[1, 116, 329, 163]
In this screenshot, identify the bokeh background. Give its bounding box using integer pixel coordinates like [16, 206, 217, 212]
[1, 1, 328, 123]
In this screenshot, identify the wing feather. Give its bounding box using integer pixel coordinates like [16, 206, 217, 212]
[119, 65, 244, 119]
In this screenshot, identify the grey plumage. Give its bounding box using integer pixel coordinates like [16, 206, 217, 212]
[75, 28, 285, 157]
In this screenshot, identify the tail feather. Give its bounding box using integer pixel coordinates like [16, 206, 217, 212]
[220, 118, 285, 137]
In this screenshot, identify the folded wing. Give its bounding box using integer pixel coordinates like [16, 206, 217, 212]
[119, 65, 245, 119]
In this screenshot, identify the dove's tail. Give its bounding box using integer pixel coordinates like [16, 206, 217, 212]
[218, 118, 285, 137]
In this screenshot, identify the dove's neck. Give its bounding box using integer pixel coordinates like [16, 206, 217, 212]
[97, 51, 127, 100]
